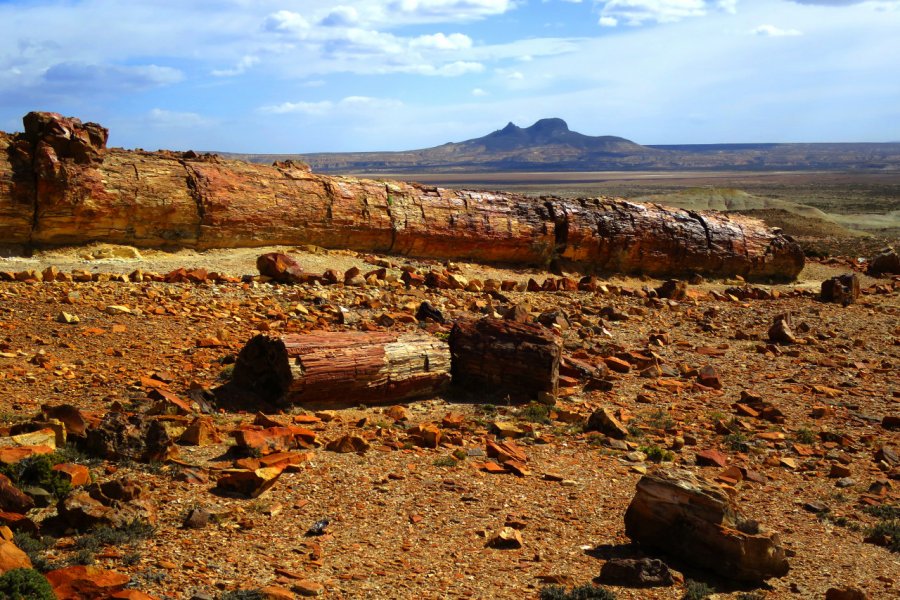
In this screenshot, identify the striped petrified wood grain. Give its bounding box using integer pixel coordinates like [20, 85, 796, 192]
[232, 331, 451, 406]
[0, 111, 806, 280]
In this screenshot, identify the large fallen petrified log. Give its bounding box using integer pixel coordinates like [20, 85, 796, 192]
[0, 111, 805, 280]
[232, 331, 451, 406]
[449, 318, 561, 401]
[624, 467, 790, 582]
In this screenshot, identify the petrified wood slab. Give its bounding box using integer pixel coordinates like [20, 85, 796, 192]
[449, 318, 561, 401]
[0, 111, 806, 280]
[624, 467, 790, 582]
[232, 331, 451, 407]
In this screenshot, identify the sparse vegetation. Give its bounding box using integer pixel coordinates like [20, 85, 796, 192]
[725, 431, 750, 452]
[432, 456, 459, 468]
[539, 584, 617, 600]
[682, 579, 715, 600]
[646, 407, 675, 431]
[795, 426, 816, 445]
[220, 591, 265, 600]
[0, 452, 71, 501]
[12, 533, 55, 572]
[519, 402, 551, 424]
[640, 444, 675, 463]
[72, 519, 156, 565]
[0, 568, 56, 600]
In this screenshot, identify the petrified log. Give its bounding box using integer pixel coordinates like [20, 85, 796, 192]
[449, 318, 560, 401]
[232, 331, 450, 406]
[820, 273, 859, 305]
[624, 467, 790, 582]
[0, 111, 805, 280]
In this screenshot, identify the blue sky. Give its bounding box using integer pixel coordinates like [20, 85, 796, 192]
[1, 0, 898, 152]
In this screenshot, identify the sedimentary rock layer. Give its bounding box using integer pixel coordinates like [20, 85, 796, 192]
[0, 112, 805, 280]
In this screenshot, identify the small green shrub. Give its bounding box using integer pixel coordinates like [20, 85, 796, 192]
[725, 431, 749, 452]
[647, 408, 675, 431]
[863, 504, 900, 520]
[540, 584, 617, 600]
[218, 363, 235, 381]
[683, 580, 715, 600]
[795, 427, 816, 445]
[432, 456, 459, 468]
[0, 568, 56, 600]
[0, 453, 71, 500]
[220, 591, 265, 600]
[640, 444, 675, 463]
[12, 533, 54, 572]
[866, 518, 900, 553]
[74, 519, 156, 567]
[520, 402, 551, 424]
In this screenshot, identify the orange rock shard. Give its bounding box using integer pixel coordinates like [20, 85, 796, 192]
[1, 112, 804, 280]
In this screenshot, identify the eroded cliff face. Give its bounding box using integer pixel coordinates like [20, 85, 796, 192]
[0, 112, 805, 280]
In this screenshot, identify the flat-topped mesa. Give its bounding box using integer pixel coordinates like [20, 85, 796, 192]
[0, 112, 804, 280]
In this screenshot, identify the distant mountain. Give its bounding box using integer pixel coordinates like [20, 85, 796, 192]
[221, 118, 900, 173]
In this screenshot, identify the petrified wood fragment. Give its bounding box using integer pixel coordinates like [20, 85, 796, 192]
[624, 467, 790, 582]
[820, 273, 860, 305]
[232, 331, 451, 407]
[449, 318, 561, 401]
[0, 111, 806, 280]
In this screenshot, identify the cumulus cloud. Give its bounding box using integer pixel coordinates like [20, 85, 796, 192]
[409, 32, 473, 50]
[752, 24, 803, 36]
[386, 0, 514, 21]
[211, 55, 259, 77]
[321, 6, 360, 27]
[264, 10, 311, 33]
[596, 0, 736, 26]
[472, 87, 489, 96]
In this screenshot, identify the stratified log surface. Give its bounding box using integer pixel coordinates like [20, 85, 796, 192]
[232, 331, 451, 406]
[0, 112, 806, 280]
[449, 318, 561, 401]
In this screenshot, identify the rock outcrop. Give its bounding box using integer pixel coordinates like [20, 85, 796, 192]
[624, 467, 790, 582]
[0, 112, 805, 280]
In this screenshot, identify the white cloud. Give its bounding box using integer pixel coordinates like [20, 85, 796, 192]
[401, 60, 485, 76]
[264, 10, 310, 33]
[147, 108, 213, 127]
[752, 24, 803, 36]
[259, 96, 403, 115]
[597, 0, 733, 26]
[260, 100, 334, 116]
[717, 0, 739, 13]
[472, 87, 489, 96]
[211, 55, 259, 77]
[386, 0, 515, 21]
[410, 32, 473, 50]
[321, 6, 360, 27]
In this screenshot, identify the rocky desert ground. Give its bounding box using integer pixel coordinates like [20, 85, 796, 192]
[0, 112, 897, 600]
[0, 241, 896, 600]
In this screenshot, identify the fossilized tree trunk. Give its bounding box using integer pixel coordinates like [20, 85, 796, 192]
[232, 331, 451, 407]
[449, 318, 561, 401]
[0, 111, 806, 280]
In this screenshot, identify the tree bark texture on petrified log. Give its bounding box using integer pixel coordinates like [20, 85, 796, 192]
[624, 467, 790, 582]
[0, 112, 805, 280]
[232, 331, 451, 407]
[449, 318, 561, 401]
